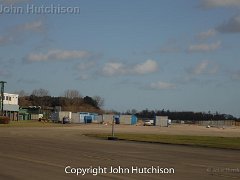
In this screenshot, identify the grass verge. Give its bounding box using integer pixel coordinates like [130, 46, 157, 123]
[0, 120, 64, 127]
[85, 133, 240, 150]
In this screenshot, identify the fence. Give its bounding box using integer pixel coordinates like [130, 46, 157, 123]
[235, 121, 240, 126]
[197, 120, 235, 127]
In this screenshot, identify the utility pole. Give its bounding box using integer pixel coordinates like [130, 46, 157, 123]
[0, 81, 7, 116]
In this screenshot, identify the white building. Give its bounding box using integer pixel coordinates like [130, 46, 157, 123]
[3, 93, 19, 105]
[1, 93, 19, 120]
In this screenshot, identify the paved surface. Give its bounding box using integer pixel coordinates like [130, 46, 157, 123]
[0, 125, 239, 180]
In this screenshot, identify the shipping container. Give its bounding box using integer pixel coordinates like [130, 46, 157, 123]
[118, 115, 137, 125]
[71, 113, 80, 123]
[102, 114, 114, 123]
[155, 116, 168, 127]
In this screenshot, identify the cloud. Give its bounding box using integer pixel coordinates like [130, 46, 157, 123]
[175, 61, 219, 85]
[7, 20, 46, 38]
[132, 59, 158, 75]
[24, 49, 94, 62]
[76, 61, 96, 71]
[231, 70, 240, 80]
[102, 62, 126, 76]
[187, 41, 221, 53]
[101, 59, 159, 76]
[19, 20, 45, 32]
[200, 0, 240, 8]
[0, 35, 10, 45]
[216, 15, 240, 33]
[196, 29, 217, 40]
[145, 39, 181, 54]
[0, 19, 46, 46]
[149, 81, 176, 90]
[187, 60, 218, 75]
[0, 69, 10, 77]
[189, 61, 209, 75]
[0, 33, 13, 46]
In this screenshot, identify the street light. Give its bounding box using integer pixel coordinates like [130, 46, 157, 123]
[0, 81, 7, 116]
[108, 115, 119, 140]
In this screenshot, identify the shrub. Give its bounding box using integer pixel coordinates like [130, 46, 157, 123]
[0, 116, 10, 124]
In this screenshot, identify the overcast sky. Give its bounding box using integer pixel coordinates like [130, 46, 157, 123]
[0, 0, 240, 117]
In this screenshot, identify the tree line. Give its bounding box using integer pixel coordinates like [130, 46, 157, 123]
[16, 89, 104, 113]
[124, 109, 239, 121]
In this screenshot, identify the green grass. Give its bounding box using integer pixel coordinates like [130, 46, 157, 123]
[85, 133, 240, 150]
[0, 120, 64, 127]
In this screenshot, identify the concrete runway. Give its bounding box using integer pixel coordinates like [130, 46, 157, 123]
[0, 126, 239, 180]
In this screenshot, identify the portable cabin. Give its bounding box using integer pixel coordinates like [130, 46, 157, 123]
[155, 116, 168, 127]
[119, 115, 137, 125]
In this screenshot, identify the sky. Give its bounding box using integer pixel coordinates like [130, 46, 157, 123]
[0, 0, 240, 117]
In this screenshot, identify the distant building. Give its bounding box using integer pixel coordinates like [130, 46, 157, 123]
[2, 93, 19, 120]
[19, 106, 53, 120]
[19, 106, 41, 120]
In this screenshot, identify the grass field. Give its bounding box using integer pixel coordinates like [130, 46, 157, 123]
[85, 133, 240, 150]
[0, 120, 63, 127]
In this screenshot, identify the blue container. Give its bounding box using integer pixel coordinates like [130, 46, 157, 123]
[84, 116, 92, 123]
[131, 115, 138, 125]
[115, 117, 120, 124]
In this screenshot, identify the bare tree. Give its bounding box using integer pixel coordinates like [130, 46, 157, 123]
[30, 89, 50, 116]
[131, 109, 137, 114]
[14, 90, 29, 97]
[63, 89, 82, 108]
[31, 88, 50, 97]
[64, 89, 81, 99]
[14, 90, 30, 107]
[93, 96, 104, 108]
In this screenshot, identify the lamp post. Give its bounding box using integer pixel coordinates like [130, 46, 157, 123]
[0, 81, 7, 116]
[108, 115, 119, 140]
[111, 115, 115, 137]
